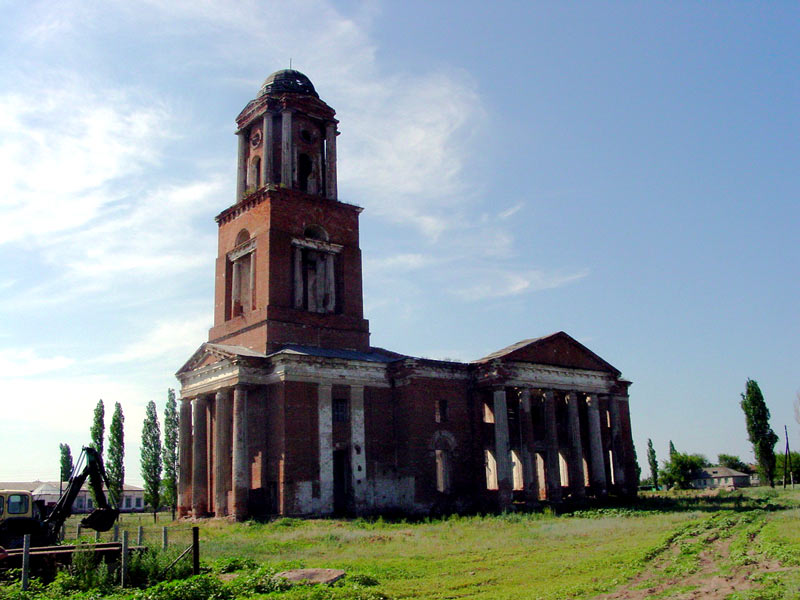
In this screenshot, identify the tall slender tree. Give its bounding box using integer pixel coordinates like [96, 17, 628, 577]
[90, 399, 105, 457]
[141, 400, 162, 521]
[740, 378, 779, 487]
[107, 402, 125, 506]
[647, 438, 659, 490]
[668, 440, 677, 458]
[59, 443, 73, 496]
[89, 399, 105, 506]
[162, 389, 179, 519]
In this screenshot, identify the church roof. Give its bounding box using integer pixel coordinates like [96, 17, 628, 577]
[270, 344, 402, 363]
[473, 331, 622, 375]
[258, 69, 318, 98]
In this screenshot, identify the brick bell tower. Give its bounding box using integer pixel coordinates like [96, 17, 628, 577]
[208, 69, 370, 353]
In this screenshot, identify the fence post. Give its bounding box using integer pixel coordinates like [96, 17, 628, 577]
[60, 524, 65, 542]
[162, 526, 168, 551]
[137, 526, 144, 546]
[21, 534, 30, 591]
[76, 524, 82, 538]
[95, 530, 101, 542]
[121, 530, 128, 588]
[192, 526, 199, 575]
[113, 524, 119, 542]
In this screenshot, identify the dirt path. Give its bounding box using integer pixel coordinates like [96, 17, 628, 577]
[592, 513, 788, 600]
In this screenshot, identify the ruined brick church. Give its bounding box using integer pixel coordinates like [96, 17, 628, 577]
[176, 70, 637, 519]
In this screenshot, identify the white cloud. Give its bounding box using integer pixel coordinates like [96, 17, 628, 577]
[0, 78, 171, 246]
[0, 348, 75, 378]
[364, 253, 434, 274]
[498, 203, 524, 219]
[100, 313, 212, 365]
[453, 268, 590, 301]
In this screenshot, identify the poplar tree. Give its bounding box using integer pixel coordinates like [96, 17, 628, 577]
[59, 443, 73, 496]
[740, 378, 778, 487]
[141, 400, 162, 521]
[107, 402, 125, 506]
[90, 399, 105, 457]
[668, 440, 677, 458]
[647, 438, 659, 490]
[162, 389, 179, 518]
[89, 399, 105, 506]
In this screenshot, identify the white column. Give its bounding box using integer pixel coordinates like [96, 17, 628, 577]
[493, 388, 513, 509]
[213, 389, 232, 517]
[232, 386, 248, 520]
[350, 386, 366, 510]
[178, 398, 193, 517]
[543, 390, 562, 502]
[293, 248, 304, 309]
[586, 395, 607, 495]
[318, 384, 333, 513]
[261, 113, 272, 185]
[609, 395, 626, 490]
[191, 396, 209, 517]
[281, 109, 293, 187]
[566, 392, 586, 498]
[325, 122, 337, 199]
[236, 132, 247, 202]
[324, 254, 335, 312]
[231, 259, 241, 315]
[518, 388, 537, 500]
[315, 254, 326, 311]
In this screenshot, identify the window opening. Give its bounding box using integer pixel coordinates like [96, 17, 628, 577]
[482, 401, 494, 423]
[435, 399, 448, 423]
[485, 449, 498, 490]
[435, 449, 451, 493]
[511, 450, 524, 490]
[333, 398, 349, 423]
[298, 153, 312, 192]
[8, 494, 28, 515]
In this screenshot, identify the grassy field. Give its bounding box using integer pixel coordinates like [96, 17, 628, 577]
[6, 487, 800, 599]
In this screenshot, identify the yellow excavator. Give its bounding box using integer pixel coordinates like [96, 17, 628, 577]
[0, 447, 119, 550]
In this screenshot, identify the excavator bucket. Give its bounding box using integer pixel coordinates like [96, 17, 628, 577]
[81, 508, 120, 532]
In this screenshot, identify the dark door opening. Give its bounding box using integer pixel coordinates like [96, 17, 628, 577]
[333, 449, 349, 515]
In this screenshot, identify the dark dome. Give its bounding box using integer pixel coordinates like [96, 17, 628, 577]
[258, 69, 318, 98]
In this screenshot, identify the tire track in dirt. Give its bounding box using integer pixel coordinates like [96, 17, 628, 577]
[591, 513, 786, 600]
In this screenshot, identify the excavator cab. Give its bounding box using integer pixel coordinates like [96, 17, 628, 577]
[0, 446, 119, 550]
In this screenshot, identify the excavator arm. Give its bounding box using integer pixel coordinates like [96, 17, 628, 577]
[43, 447, 119, 540]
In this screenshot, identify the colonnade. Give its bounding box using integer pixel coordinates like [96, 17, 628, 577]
[235, 111, 338, 202]
[489, 387, 631, 507]
[178, 386, 249, 520]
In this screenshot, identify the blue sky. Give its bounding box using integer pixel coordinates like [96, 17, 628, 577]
[0, 1, 797, 485]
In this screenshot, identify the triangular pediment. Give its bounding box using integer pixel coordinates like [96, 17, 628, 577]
[176, 343, 268, 376]
[475, 331, 621, 375]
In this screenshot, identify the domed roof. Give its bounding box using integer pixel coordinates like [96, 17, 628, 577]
[258, 69, 318, 98]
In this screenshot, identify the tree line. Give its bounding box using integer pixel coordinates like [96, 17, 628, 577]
[643, 378, 788, 490]
[58, 389, 179, 520]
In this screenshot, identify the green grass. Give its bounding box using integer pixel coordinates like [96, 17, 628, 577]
[8, 487, 800, 599]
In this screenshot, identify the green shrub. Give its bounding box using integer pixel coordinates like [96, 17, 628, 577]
[211, 556, 258, 574]
[132, 574, 228, 600]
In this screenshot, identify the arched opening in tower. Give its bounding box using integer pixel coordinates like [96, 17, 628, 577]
[298, 153, 313, 192]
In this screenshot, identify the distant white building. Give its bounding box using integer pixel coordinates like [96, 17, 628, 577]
[690, 467, 751, 490]
[0, 481, 145, 513]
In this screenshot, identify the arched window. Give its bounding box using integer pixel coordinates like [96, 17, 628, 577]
[303, 225, 328, 241]
[247, 157, 261, 190]
[434, 435, 454, 494]
[298, 153, 313, 192]
[292, 226, 337, 313]
[227, 230, 255, 319]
